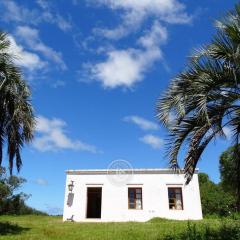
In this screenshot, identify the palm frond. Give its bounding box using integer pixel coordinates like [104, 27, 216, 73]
[156, 4, 240, 184]
[0, 31, 35, 174]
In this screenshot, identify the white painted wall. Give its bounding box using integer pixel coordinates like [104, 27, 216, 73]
[63, 170, 202, 222]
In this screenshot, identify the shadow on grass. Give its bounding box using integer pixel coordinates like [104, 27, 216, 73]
[0, 221, 30, 235]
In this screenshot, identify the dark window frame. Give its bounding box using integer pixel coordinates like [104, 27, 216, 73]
[128, 188, 143, 210]
[168, 187, 184, 210]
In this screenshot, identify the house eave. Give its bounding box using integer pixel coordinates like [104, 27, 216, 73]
[66, 168, 199, 175]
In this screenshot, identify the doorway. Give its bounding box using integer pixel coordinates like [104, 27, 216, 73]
[86, 187, 102, 218]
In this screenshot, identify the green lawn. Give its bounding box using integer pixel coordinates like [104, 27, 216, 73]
[0, 215, 239, 240]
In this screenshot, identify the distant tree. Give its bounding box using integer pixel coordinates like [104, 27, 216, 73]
[220, 145, 240, 202]
[198, 173, 235, 216]
[156, 5, 240, 210]
[0, 32, 35, 174]
[0, 167, 46, 215]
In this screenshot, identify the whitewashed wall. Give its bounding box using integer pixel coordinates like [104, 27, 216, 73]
[63, 170, 202, 222]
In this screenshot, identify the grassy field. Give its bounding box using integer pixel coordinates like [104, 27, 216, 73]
[0, 215, 239, 240]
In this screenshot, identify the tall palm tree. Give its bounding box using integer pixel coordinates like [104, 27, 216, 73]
[156, 5, 240, 210]
[0, 32, 35, 174]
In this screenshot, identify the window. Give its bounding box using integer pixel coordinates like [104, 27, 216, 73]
[168, 187, 183, 210]
[128, 188, 142, 209]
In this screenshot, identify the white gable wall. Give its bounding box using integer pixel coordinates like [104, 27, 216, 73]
[63, 171, 202, 222]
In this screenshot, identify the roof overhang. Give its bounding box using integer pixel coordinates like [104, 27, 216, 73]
[66, 168, 199, 175]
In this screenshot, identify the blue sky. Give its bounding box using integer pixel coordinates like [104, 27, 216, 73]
[0, 0, 236, 214]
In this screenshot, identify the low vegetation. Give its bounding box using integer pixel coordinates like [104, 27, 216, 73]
[0, 215, 239, 240]
[197, 144, 240, 217]
[199, 173, 236, 217]
[0, 167, 46, 216]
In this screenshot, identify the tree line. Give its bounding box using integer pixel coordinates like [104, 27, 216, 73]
[0, 167, 46, 215]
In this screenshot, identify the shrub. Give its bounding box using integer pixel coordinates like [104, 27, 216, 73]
[199, 173, 235, 217]
[0, 167, 46, 215]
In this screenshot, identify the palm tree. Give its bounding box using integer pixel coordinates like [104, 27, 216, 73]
[156, 5, 240, 210]
[0, 32, 35, 174]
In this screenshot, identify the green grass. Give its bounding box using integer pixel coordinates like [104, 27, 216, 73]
[0, 215, 239, 240]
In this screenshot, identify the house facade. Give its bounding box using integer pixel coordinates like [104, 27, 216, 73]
[63, 168, 202, 222]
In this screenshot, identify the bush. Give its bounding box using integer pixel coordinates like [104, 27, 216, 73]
[0, 167, 46, 215]
[199, 173, 235, 217]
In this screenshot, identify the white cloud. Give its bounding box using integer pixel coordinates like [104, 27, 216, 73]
[55, 15, 72, 32]
[92, 0, 191, 40]
[6, 35, 46, 71]
[124, 116, 159, 130]
[37, 0, 72, 32]
[1, 0, 38, 23]
[16, 26, 67, 70]
[91, 49, 144, 88]
[89, 21, 166, 88]
[140, 134, 164, 149]
[138, 21, 167, 48]
[1, 0, 72, 32]
[94, 25, 131, 40]
[80, 0, 192, 89]
[94, 0, 190, 21]
[33, 116, 99, 153]
[34, 178, 48, 186]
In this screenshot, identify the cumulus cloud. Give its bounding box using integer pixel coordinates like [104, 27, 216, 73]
[0, 0, 72, 32]
[16, 26, 67, 70]
[140, 134, 164, 149]
[88, 21, 166, 88]
[6, 35, 46, 71]
[79, 0, 193, 89]
[91, 49, 145, 88]
[94, 0, 191, 23]
[33, 116, 99, 153]
[138, 21, 167, 48]
[124, 116, 159, 131]
[92, 0, 191, 40]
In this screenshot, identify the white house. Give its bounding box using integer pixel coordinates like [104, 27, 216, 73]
[63, 168, 202, 222]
